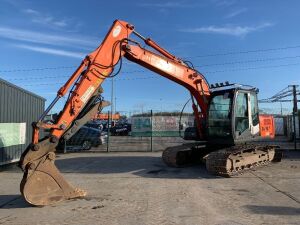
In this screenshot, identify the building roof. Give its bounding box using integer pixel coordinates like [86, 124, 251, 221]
[0, 78, 46, 101]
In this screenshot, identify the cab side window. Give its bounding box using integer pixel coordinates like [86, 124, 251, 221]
[235, 93, 249, 134]
[250, 93, 259, 126]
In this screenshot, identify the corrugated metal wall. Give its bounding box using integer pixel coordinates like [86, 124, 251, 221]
[0, 78, 45, 166]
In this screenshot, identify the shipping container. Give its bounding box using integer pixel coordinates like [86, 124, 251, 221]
[0, 78, 45, 166]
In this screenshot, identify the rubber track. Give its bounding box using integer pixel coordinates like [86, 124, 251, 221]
[205, 144, 276, 177]
[162, 144, 279, 177]
[162, 144, 196, 167]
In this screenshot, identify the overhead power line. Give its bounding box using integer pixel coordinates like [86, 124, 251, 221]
[199, 55, 300, 67]
[0, 66, 75, 73]
[1, 43, 300, 73]
[16, 76, 159, 86]
[259, 85, 300, 103]
[3, 61, 300, 82]
[186, 44, 300, 58]
[7, 75, 70, 81]
[0, 62, 134, 73]
[2, 54, 300, 73]
[203, 62, 300, 74]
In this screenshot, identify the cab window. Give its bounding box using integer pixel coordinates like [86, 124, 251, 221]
[235, 92, 249, 134]
[250, 93, 259, 126]
[208, 93, 232, 137]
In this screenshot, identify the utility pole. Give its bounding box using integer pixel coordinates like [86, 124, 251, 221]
[115, 97, 117, 114]
[292, 85, 298, 150]
[297, 86, 300, 147]
[107, 111, 110, 152]
[111, 78, 114, 117]
[114, 78, 117, 114]
[150, 109, 153, 152]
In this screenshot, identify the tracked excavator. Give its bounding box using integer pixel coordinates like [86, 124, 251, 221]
[19, 20, 281, 206]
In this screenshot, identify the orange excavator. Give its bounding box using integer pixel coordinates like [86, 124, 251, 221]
[19, 20, 280, 206]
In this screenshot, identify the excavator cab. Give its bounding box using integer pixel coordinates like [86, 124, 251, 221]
[207, 84, 260, 146]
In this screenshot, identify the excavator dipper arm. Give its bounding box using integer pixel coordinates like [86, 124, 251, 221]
[19, 20, 210, 206]
[19, 20, 134, 206]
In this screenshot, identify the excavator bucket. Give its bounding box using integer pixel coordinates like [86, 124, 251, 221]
[19, 97, 110, 206]
[20, 152, 86, 206]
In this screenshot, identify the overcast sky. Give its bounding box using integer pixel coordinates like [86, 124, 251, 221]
[0, 0, 299, 114]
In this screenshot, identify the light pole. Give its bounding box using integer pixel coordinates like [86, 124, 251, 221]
[115, 97, 117, 114]
[111, 78, 114, 117]
[291, 85, 298, 150]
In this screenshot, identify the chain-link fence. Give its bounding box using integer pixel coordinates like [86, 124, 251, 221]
[258, 102, 300, 151]
[60, 106, 300, 152]
[62, 110, 196, 152]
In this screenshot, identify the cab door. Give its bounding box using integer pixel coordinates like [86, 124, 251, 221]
[233, 90, 259, 140]
[249, 92, 260, 136]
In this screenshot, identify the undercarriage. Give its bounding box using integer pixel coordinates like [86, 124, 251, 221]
[162, 143, 282, 177]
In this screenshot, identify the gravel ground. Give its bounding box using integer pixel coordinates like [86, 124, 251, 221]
[0, 150, 299, 225]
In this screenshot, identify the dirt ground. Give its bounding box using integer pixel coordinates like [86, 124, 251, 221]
[0, 150, 299, 225]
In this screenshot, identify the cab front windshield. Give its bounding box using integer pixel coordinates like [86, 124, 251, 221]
[208, 92, 232, 137]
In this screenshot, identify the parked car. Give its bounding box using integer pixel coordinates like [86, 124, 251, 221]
[58, 126, 107, 150]
[85, 121, 104, 131]
[110, 123, 131, 136]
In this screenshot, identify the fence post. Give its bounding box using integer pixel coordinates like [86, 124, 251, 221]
[107, 110, 110, 152]
[63, 139, 67, 154]
[150, 109, 153, 152]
